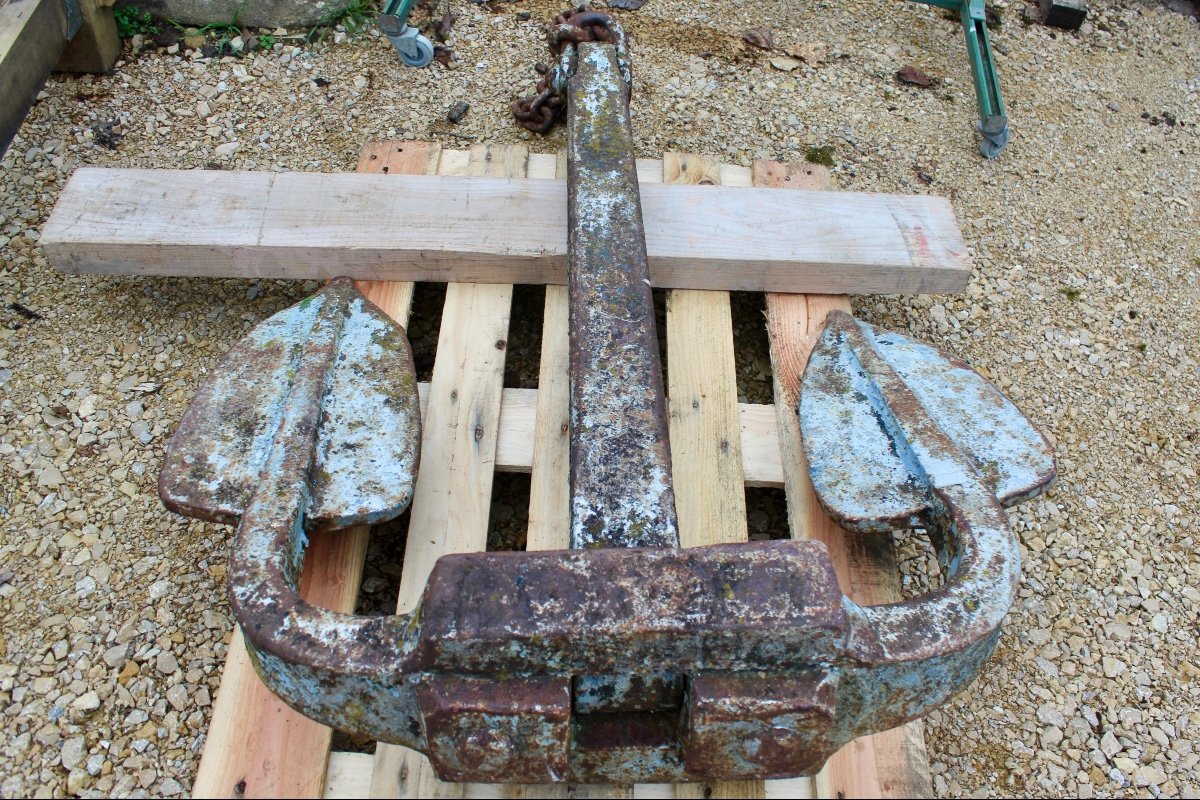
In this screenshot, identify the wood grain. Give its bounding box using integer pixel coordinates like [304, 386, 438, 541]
[369, 144, 526, 800]
[663, 153, 749, 552]
[662, 155, 760, 800]
[43, 168, 971, 295]
[757, 159, 933, 800]
[525, 151, 571, 554]
[190, 141, 439, 799]
[418, 383, 780, 488]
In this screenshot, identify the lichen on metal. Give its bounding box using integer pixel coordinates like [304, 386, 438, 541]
[159, 278, 421, 532]
[565, 38, 678, 551]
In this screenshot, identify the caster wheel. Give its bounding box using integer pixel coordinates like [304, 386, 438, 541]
[395, 27, 435, 68]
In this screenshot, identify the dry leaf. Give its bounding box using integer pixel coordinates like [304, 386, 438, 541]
[742, 28, 774, 50]
[435, 10, 457, 41]
[770, 56, 802, 72]
[896, 65, 935, 87]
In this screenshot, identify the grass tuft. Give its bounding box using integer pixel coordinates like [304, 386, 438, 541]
[307, 0, 378, 43]
[113, 5, 160, 38]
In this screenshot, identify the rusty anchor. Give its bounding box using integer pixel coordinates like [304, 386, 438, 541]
[160, 7, 1055, 784]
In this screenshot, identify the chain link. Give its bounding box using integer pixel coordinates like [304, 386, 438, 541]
[512, 5, 630, 134]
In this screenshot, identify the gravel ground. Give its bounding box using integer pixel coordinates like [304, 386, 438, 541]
[1, 0, 1198, 796]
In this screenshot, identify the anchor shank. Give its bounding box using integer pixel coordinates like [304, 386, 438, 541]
[565, 41, 679, 550]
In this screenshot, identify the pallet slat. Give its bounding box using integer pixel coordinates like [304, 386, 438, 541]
[757, 160, 933, 799]
[417, 384, 780, 488]
[664, 153, 750, 552]
[662, 153, 763, 800]
[43, 168, 970, 295]
[525, 152, 571, 554]
[369, 144, 528, 800]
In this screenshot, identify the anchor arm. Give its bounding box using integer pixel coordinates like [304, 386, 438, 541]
[221, 281, 426, 746]
[800, 310, 1052, 738]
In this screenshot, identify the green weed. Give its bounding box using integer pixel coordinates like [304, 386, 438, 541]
[113, 5, 160, 38]
[183, 4, 252, 54]
[307, 0, 377, 43]
[805, 145, 835, 167]
[196, 6, 244, 43]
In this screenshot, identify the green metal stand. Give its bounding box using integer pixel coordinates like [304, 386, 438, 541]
[910, 0, 1010, 158]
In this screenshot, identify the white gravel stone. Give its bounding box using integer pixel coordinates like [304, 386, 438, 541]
[1135, 764, 1169, 787]
[101, 645, 128, 668]
[60, 736, 86, 770]
[1101, 730, 1123, 759]
[70, 690, 101, 716]
[1102, 656, 1127, 678]
[156, 652, 179, 675]
[1037, 705, 1066, 729]
[165, 684, 188, 712]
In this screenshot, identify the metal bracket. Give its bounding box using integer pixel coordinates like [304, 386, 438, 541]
[63, 0, 82, 40]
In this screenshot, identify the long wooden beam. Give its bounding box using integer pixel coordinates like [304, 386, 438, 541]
[42, 167, 970, 295]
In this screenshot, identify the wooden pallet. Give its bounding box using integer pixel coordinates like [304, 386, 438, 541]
[191, 141, 933, 800]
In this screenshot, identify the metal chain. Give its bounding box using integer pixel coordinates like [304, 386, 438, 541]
[512, 5, 631, 134]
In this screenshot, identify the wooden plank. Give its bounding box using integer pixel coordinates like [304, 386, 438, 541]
[325, 753, 376, 799]
[43, 169, 971, 295]
[663, 154, 760, 800]
[664, 153, 749, 551]
[191, 142, 440, 799]
[1, 0, 70, 155]
[757, 159, 933, 799]
[525, 151, 571, 554]
[369, 144, 526, 800]
[420, 383, 780, 487]
[55, 0, 120, 73]
[326, 752, 816, 800]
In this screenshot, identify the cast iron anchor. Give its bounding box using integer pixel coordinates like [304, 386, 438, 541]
[161, 8, 1054, 784]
